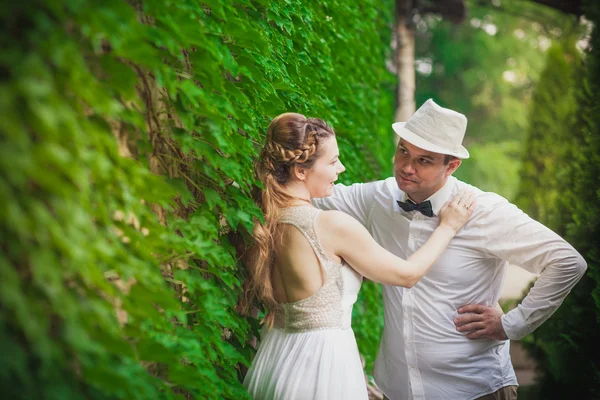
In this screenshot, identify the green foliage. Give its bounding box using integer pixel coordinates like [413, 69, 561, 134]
[415, 0, 580, 200]
[456, 140, 522, 199]
[515, 38, 581, 234]
[0, 0, 394, 398]
[514, 0, 600, 397]
[353, 280, 385, 375]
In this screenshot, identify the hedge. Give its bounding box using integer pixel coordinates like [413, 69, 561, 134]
[515, 0, 600, 397]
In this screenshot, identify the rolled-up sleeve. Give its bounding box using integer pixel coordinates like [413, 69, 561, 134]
[311, 181, 379, 227]
[481, 200, 587, 339]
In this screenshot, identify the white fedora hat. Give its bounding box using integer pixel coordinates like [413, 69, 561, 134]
[392, 99, 470, 159]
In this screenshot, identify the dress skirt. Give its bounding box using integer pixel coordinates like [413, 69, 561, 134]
[243, 327, 368, 400]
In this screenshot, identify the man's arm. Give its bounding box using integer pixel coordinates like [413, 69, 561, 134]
[312, 181, 380, 227]
[454, 199, 587, 340]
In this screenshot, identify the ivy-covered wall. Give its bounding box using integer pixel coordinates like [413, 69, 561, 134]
[0, 1, 394, 399]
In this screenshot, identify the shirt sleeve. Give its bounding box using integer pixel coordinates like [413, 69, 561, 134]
[481, 200, 587, 340]
[311, 181, 379, 227]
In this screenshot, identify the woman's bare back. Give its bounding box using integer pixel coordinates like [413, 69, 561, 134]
[272, 222, 327, 303]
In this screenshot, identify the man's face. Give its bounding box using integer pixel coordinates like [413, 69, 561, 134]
[393, 139, 461, 203]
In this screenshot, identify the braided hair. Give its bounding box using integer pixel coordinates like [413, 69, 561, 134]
[240, 113, 335, 326]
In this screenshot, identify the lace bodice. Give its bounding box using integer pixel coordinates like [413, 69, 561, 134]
[273, 206, 361, 332]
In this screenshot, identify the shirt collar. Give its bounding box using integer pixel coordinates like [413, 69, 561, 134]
[399, 176, 457, 217]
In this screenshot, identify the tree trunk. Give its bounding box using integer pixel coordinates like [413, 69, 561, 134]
[394, 0, 416, 145]
[394, 17, 416, 124]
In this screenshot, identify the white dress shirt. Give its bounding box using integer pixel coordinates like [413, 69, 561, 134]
[314, 176, 587, 400]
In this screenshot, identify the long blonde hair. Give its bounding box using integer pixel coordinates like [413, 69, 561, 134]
[240, 113, 335, 326]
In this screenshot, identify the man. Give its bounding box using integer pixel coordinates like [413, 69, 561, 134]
[313, 99, 587, 400]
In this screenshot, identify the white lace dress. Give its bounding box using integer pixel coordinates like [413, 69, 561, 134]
[243, 206, 367, 400]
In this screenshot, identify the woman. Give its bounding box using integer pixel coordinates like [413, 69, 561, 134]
[241, 113, 475, 400]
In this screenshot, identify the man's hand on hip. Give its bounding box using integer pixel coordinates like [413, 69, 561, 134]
[453, 304, 508, 340]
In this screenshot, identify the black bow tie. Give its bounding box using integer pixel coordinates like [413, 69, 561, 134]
[397, 199, 434, 217]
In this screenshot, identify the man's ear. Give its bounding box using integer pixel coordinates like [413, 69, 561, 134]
[445, 157, 462, 177]
[292, 164, 307, 181]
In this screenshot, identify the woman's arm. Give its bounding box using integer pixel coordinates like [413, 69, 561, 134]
[323, 191, 475, 287]
[311, 180, 381, 226]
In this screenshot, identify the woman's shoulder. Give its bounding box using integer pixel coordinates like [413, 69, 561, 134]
[318, 209, 363, 231]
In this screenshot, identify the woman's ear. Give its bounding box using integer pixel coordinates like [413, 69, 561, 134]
[292, 164, 307, 181]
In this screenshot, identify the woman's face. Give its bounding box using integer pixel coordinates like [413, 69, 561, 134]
[304, 136, 346, 198]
